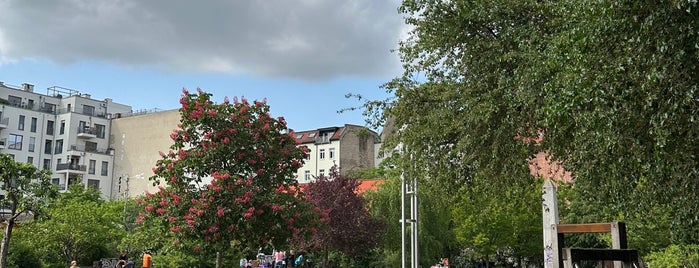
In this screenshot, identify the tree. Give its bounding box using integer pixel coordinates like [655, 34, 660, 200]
[0, 154, 56, 268]
[298, 168, 384, 267]
[139, 89, 320, 268]
[14, 185, 126, 267]
[361, 0, 699, 256]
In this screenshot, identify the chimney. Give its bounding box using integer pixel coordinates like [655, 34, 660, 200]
[21, 83, 34, 92]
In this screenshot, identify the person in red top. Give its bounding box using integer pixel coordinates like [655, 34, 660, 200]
[142, 250, 152, 268]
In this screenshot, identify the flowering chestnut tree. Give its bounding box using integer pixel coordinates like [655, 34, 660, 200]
[138, 89, 319, 265]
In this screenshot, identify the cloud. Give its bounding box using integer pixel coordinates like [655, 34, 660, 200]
[0, 0, 404, 80]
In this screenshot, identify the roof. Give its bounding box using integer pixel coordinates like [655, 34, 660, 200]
[293, 126, 345, 144]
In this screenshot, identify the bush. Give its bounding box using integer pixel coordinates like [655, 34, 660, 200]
[645, 244, 699, 268]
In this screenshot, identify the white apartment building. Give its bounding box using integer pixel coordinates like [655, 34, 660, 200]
[294, 125, 380, 183]
[0, 81, 131, 199]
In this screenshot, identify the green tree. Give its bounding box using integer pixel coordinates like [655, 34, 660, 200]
[16, 185, 126, 267]
[139, 89, 320, 268]
[0, 154, 56, 268]
[365, 155, 460, 267]
[362, 0, 699, 256]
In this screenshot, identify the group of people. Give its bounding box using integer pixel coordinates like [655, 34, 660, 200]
[68, 250, 151, 268]
[115, 250, 152, 268]
[240, 249, 303, 268]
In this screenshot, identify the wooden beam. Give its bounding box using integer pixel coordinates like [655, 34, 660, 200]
[557, 223, 612, 234]
[563, 248, 639, 262]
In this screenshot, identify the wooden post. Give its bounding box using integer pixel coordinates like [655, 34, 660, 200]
[542, 179, 559, 268]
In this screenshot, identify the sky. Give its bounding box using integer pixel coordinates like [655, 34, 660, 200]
[0, 0, 406, 133]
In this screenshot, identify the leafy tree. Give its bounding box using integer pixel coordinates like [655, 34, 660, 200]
[16, 185, 125, 267]
[358, 0, 699, 257]
[139, 89, 320, 268]
[365, 154, 461, 268]
[297, 168, 384, 267]
[0, 154, 56, 268]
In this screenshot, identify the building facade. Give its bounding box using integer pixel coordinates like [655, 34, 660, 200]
[294, 125, 380, 183]
[2, 81, 383, 199]
[0, 82, 132, 199]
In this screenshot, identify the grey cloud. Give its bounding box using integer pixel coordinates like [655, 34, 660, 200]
[0, 0, 404, 80]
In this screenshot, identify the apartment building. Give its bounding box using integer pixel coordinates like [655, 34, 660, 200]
[108, 108, 382, 196]
[294, 125, 380, 183]
[0, 82, 132, 199]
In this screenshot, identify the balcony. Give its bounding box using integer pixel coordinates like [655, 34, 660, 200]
[68, 144, 113, 155]
[77, 127, 97, 139]
[0, 117, 8, 129]
[55, 163, 87, 173]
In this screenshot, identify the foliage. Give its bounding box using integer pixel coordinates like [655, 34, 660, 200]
[138, 89, 320, 265]
[14, 185, 125, 267]
[297, 168, 384, 266]
[644, 244, 699, 268]
[357, 0, 699, 256]
[452, 178, 543, 260]
[364, 154, 460, 267]
[0, 153, 56, 268]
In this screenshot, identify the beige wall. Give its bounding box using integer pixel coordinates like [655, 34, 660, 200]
[110, 109, 180, 198]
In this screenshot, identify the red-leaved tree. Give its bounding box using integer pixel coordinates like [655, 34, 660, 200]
[138, 89, 319, 267]
[296, 167, 384, 266]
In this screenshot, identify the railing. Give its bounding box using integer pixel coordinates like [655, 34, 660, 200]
[77, 127, 97, 135]
[69, 144, 113, 155]
[0, 117, 8, 126]
[55, 163, 87, 172]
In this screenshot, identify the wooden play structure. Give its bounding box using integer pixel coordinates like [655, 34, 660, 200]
[542, 180, 642, 268]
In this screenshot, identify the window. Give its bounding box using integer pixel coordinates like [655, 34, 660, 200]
[27, 99, 34, 109]
[95, 124, 106, 139]
[43, 103, 56, 113]
[83, 105, 95, 116]
[89, 160, 96, 175]
[55, 139, 63, 154]
[28, 137, 35, 152]
[8, 95, 21, 106]
[87, 179, 100, 190]
[60, 120, 65, 135]
[304, 170, 311, 181]
[7, 134, 23, 150]
[319, 169, 325, 178]
[329, 148, 335, 159]
[309, 133, 316, 138]
[43, 159, 51, 170]
[27, 156, 33, 164]
[319, 149, 326, 160]
[44, 140, 53, 154]
[18, 115, 25, 130]
[30, 117, 37, 132]
[101, 161, 108, 176]
[85, 141, 97, 152]
[46, 120, 54, 135]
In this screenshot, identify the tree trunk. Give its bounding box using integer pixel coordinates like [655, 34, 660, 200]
[216, 251, 222, 268]
[322, 248, 329, 268]
[0, 218, 15, 268]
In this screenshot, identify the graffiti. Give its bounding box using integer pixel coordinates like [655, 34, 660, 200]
[100, 258, 118, 268]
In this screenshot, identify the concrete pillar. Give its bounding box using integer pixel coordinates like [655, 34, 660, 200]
[542, 179, 559, 268]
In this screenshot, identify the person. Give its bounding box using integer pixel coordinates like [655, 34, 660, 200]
[273, 250, 285, 268]
[141, 250, 152, 268]
[285, 250, 295, 268]
[70, 260, 79, 268]
[116, 252, 128, 268]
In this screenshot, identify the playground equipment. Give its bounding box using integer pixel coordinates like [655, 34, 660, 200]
[542, 180, 642, 268]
